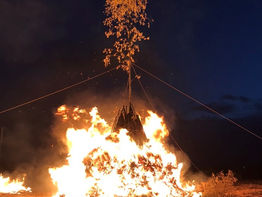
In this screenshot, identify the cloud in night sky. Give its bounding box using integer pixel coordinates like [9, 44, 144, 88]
[191, 95, 262, 118]
[192, 101, 236, 114]
[221, 94, 251, 103]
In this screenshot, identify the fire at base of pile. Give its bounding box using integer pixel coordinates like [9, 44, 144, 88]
[0, 174, 31, 194]
[49, 106, 201, 197]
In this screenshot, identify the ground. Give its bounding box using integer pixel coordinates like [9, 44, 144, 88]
[1, 184, 262, 197]
[230, 184, 262, 197]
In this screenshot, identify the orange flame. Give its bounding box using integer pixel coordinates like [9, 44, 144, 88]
[49, 106, 201, 197]
[0, 174, 31, 194]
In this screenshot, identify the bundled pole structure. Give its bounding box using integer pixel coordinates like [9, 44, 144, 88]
[104, 0, 151, 145]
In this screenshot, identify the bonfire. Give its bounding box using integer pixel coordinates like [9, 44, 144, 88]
[49, 105, 201, 197]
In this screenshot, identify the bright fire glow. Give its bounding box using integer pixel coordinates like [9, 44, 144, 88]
[49, 106, 201, 197]
[0, 174, 31, 194]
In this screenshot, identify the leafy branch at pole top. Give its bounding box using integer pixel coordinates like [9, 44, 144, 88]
[103, 0, 151, 72]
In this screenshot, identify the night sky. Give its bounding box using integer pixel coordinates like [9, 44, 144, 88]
[0, 0, 262, 189]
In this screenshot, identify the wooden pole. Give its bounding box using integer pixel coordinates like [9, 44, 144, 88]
[128, 61, 132, 105]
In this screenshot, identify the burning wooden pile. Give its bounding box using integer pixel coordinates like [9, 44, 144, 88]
[47, 105, 201, 197]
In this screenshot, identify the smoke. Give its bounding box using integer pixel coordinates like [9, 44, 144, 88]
[0, 116, 64, 193]
[0, 88, 201, 193]
[166, 144, 207, 185]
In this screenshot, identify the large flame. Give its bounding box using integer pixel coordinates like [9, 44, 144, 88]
[0, 174, 31, 194]
[49, 106, 201, 197]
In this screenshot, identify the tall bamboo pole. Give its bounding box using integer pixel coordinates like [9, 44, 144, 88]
[128, 60, 132, 105]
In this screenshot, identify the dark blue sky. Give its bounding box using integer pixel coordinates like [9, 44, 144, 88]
[1, 0, 261, 103]
[0, 0, 262, 184]
[151, 0, 262, 98]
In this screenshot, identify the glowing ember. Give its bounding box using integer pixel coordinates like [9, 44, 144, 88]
[49, 106, 201, 197]
[0, 174, 31, 194]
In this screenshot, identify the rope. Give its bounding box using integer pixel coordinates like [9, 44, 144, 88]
[132, 65, 202, 171]
[0, 68, 116, 115]
[169, 134, 201, 171]
[131, 66, 154, 109]
[133, 63, 262, 141]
